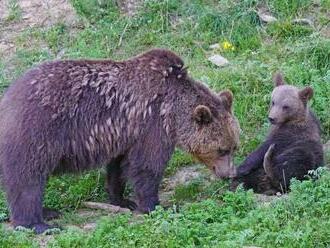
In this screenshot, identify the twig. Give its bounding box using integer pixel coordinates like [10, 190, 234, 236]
[83, 201, 131, 214]
[117, 22, 129, 48]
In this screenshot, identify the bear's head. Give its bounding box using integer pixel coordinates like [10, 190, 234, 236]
[176, 89, 240, 178]
[268, 72, 313, 125]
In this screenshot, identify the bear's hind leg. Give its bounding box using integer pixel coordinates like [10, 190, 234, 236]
[7, 177, 57, 234]
[271, 147, 316, 192]
[106, 156, 137, 210]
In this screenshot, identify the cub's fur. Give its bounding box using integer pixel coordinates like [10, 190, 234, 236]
[231, 72, 324, 195]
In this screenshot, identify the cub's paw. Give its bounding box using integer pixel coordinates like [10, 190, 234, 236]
[266, 144, 276, 156]
[119, 199, 137, 211]
[110, 199, 137, 211]
[263, 144, 276, 179]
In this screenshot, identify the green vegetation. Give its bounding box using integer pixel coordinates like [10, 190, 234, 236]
[0, 0, 329, 247]
[5, 0, 21, 22]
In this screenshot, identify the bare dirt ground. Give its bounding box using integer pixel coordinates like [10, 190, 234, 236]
[0, 0, 77, 57]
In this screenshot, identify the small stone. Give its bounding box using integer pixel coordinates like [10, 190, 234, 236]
[208, 54, 229, 67]
[209, 43, 220, 50]
[324, 141, 330, 153]
[292, 18, 314, 27]
[0, 42, 15, 53]
[83, 222, 97, 231]
[325, 141, 330, 164]
[258, 11, 277, 23]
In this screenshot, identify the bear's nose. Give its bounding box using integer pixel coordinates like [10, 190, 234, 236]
[268, 117, 276, 124]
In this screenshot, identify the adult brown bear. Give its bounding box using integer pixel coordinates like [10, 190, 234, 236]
[0, 49, 239, 233]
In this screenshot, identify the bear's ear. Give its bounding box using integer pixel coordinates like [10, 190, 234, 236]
[193, 105, 213, 125]
[163, 65, 188, 79]
[273, 72, 285, 87]
[218, 90, 233, 112]
[299, 86, 313, 104]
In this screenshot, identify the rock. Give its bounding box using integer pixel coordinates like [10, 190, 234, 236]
[324, 141, 330, 151]
[255, 193, 288, 207]
[208, 54, 229, 67]
[77, 209, 100, 218]
[0, 42, 15, 55]
[320, 25, 330, 38]
[292, 18, 314, 27]
[258, 11, 277, 23]
[83, 222, 97, 231]
[325, 141, 330, 164]
[209, 43, 220, 50]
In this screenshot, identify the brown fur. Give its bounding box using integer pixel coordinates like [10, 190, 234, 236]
[0, 49, 239, 233]
[232, 72, 324, 194]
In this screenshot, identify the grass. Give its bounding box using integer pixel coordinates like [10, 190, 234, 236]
[45, 170, 330, 247]
[0, 0, 329, 246]
[5, 0, 21, 22]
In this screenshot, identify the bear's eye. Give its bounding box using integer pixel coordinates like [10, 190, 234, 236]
[271, 101, 275, 106]
[218, 149, 230, 157]
[282, 105, 290, 111]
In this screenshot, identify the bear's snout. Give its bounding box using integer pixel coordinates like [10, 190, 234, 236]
[268, 117, 277, 124]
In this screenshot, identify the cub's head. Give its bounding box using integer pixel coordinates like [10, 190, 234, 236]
[177, 89, 240, 178]
[268, 72, 313, 125]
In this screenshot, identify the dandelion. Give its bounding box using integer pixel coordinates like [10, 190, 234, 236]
[221, 41, 235, 51]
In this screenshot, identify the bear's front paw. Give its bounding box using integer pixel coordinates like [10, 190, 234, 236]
[228, 166, 238, 178]
[32, 223, 61, 235]
[135, 198, 159, 214]
[15, 223, 61, 235]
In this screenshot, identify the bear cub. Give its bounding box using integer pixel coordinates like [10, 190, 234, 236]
[231, 72, 324, 195]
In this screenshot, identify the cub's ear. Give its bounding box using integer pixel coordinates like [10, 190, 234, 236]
[193, 105, 213, 125]
[219, 90, 233, 112]
[273, 72, 285, 87]
[299, 86, 313, 104]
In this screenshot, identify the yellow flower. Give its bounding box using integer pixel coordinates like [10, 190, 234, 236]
[221, 41, 235, 51]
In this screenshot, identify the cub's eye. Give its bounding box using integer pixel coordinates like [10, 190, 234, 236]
[282, 105, 290, 111]
[218, 149, 230, 157]
[271, 101, 275, 106]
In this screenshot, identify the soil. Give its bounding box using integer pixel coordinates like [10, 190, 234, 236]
[0, 0, 77, 57]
